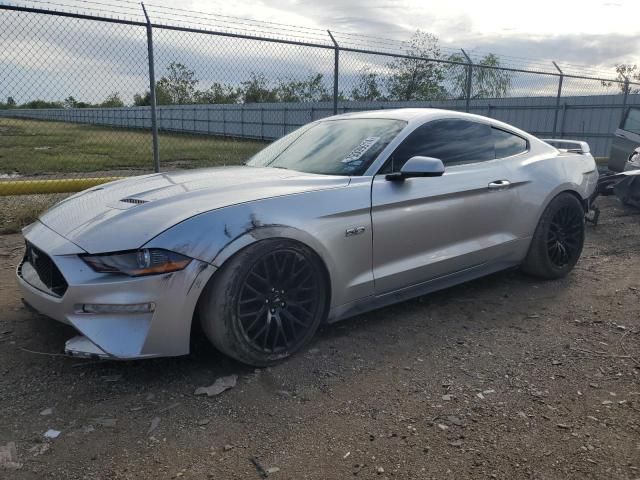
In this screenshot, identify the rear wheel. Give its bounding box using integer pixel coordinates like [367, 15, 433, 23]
[522, 193, 585, 279]
[199, 239, 328, 366]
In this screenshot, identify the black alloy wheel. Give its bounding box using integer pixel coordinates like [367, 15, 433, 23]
[522, 192, 585, 279]
[199, 238, 328, 366]
[237, 249, 322, 354]
[546, 205, 584, 267]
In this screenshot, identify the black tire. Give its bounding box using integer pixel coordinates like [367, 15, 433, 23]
[198, 239, 329, 366]
[521, 192, 585, 279]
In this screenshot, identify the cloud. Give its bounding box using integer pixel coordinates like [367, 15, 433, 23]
[455, 33, 640, 74]
[1, 0, 638, 105]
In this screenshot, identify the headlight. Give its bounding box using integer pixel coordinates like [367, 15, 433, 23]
[81, 249, 192, 276]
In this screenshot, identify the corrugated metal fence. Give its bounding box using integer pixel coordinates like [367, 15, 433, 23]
[3, 93, 638, 157]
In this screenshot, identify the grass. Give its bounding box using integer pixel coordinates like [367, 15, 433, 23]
[0, 118, 266, 176]
[0, 118, 267, 233]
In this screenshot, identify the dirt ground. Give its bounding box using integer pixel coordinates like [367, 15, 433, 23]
[0, 196, 639, 480]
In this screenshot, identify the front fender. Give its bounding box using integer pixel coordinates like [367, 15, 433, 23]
[209, 224, 333, 271]
[144, 181, 374, 310]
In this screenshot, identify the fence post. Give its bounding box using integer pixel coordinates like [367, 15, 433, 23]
[328, 30, 339, 116]
[461, 49, 472, 113]
[283, 106, 288, 136]
[141, 3, 160, 173]
[621, 75, 630, 126]
[552, 61, 563, 138]
[260, 106, 264, 140]
[560, 102, 567, 138]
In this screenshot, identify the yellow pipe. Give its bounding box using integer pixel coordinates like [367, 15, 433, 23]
[0, 177, 124, 196]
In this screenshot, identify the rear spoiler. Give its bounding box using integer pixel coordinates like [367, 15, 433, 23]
[541, 139, 591, 155]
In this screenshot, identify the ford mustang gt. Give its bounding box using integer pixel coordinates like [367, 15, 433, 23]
[17, 109, 599, 366]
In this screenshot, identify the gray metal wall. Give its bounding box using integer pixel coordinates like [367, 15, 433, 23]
[3, 93, 639, 158]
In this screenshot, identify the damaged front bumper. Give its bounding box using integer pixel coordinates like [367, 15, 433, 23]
[16, 221, 216, 360]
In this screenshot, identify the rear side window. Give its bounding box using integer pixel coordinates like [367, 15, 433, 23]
[493, 128, 528, 158]
[623, 108, 640, 134]
[385, 119, 494, 171]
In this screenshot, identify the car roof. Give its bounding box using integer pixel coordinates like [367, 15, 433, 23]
[326, 107, 535, 139]
[328, 108, 479, 122]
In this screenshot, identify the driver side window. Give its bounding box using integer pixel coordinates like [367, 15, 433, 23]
[380, 119, 494, 174]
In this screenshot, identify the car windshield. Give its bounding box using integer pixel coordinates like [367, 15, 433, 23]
[246, 118, 406, 175]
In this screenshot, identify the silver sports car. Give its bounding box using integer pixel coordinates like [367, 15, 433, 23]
[17, 109, 598, 366]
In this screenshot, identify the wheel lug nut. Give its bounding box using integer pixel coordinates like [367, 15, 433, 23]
[265, 299, 269, 303]
[270, 309, 275, 314]
[281, 302, 285, 307]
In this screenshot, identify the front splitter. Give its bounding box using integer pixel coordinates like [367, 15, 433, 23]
[65, 335, 113, 359]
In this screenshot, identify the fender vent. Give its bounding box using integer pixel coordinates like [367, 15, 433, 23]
[120, 198, 148, 205]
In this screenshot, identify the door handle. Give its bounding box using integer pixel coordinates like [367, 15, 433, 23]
[488, 180, 511, 191]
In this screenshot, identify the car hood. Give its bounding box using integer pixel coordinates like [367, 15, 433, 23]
[38, 166, 350, 253]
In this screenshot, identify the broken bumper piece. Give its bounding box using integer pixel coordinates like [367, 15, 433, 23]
[65, 335, 112, 359]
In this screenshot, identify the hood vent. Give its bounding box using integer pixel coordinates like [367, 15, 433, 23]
[120, 197, 148, 205]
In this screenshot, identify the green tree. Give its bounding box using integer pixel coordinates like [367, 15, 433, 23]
[64, 96, 92, 108]
[386, 30, 446, 101]
[275, 73, 331, 102]
[602, 64, 640, 94]
[156, 62, 198, 104]
[133, 92, 150, 106]
[240, 73, 278, 103]
[351, 68, 385, 101]
[21, 99, 64, 109]
[6, 97, 16, 108]
[99, 92, 124, 108]
[447, 53, 512, 99]
[63, 96, 77, 108]
[133, 85, 172, 106]
[196, 82, 241, 104]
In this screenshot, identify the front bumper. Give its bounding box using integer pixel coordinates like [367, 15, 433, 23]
[16, 221, 216, 359]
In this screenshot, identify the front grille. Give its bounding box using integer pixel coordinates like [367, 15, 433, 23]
[24, 242, 68, 297]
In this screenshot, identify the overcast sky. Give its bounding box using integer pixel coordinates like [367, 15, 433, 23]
[175, 0, 640, 72]
[2, 0, 639, 103]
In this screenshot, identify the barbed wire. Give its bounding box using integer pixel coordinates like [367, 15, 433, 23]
[0, 0, 629, 80]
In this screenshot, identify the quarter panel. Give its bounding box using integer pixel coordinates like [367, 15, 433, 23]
[500, 147, 598, 239]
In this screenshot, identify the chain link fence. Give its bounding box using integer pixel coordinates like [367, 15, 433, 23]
[1, 2, 639, 232]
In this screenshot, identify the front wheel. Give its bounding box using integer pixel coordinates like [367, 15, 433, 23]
[198, 239, 328, 366]
[522, 193, 585, 279]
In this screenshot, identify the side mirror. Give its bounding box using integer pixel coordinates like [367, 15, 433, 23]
[386, 156, 445, 181]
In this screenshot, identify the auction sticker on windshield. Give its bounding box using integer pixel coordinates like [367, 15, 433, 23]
[341, 137, 380, 163]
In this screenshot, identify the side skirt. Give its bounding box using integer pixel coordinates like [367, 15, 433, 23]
[326, 260, 520, 323]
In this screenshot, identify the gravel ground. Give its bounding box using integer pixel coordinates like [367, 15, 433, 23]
[0, 196, 639, 480]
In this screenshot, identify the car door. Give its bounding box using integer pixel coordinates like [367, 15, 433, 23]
[371, 119, 521, 294]
[610, 107, 640, 172]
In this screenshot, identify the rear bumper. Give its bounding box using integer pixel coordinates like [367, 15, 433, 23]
[16, 221, 216, 359]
